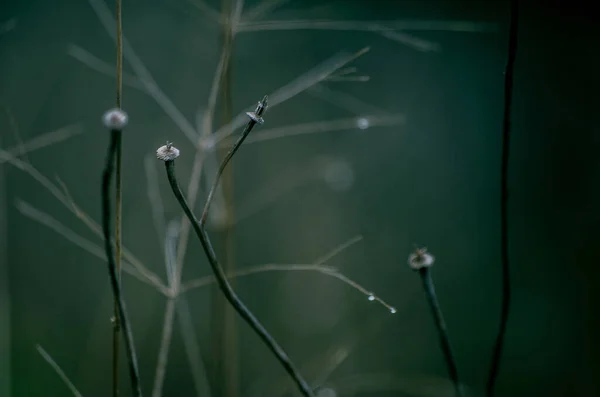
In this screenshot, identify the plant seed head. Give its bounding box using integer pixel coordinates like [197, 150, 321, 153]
[246, 111, 264, 125]
[102, 108, 129, 129]
[156, 142, 180, 161]
[408, 247, 435, 270]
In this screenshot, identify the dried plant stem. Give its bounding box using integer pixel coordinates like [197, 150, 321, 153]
[112, 103, 123, 396]
[115, 0, 123, 109]
[418, 268, 463, 397]
[200, 96, 267, 225]
[102, 129, 142, 397]
[487, 0, 518, 395]
[181, 264, 395, 312]
[237, 19, 495, 33]
[36, 345, 83, 397]
[163, 157, 314, 397]
[113, 1, 124, 396]
[15, 199, 156, 288]
[0, 124, 83, 163]
[173, 39, 232, 285]
[0, 149, 165, 293]
[0, 135, 8, 397]
[151, 219, 212, 397]
[212, 2, 239, 395]
[151, 298, 176, 397]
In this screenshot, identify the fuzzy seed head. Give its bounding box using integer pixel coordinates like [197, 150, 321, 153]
[156, 142, 180, 161]
[408, 247, 435, 270]
[102, 108, 129, 129]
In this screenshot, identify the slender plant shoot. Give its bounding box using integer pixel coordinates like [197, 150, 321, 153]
[409, 247, 463, 397]
[487, 0, 519, 395]
[112, 0, 124, 396]
[159, 96, 315, 397]
[200, 95, 268, 225]
[102, 109, 143, 397]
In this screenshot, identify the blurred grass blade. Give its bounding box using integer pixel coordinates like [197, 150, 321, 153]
[36, 345, 84, 397]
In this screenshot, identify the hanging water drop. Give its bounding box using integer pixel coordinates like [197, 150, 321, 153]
[367, 294, 375, 301]
[390, 307, 397, 314]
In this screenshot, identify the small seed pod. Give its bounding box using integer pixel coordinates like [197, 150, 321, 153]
[156, 142, 180, 161]
[102, 108, 129, 129]
[408, 247, 435, 270]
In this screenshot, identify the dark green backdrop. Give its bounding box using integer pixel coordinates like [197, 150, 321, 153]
[0, 0, 598, 396]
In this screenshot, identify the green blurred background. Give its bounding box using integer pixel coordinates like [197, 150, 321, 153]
[0, 0, 598, 396]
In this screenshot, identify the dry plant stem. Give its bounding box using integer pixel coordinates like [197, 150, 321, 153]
[174, 46, 369, 283]
[487, 0, 518, 395]
[418, 268, 463, 397]
[200, 96, 268, 225]
[0, 120, 83, 163]
[173, 42, 232, 285]
[163, 159, 315, 397]
[102, 129, 142, 397]
[153, 220, 212, 397]
[237, 19, 495, 33]
[213, 3, 238, 395]
[180, 235, 396, 313]
[15, 199, 151, 287]
[37, 345, 84, 397]
[0, 135, 8, 397]
[151, 298, 176, 397]
[180, 265, 393, 310]
[0, 149, 166, 293]
[113, 1, 124, 396]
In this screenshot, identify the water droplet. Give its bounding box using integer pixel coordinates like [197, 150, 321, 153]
[357, 117, 369, 130]
[367, 294, 375, 301]
[390, 307, 397, 314]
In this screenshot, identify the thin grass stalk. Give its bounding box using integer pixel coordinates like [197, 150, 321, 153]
[211, 1, 239, 396]
[112, 1, 124, 396]
[163, 157, 314, 397]
[486, 0, 519, 395]
[418, 268, 463, 397]
[157, 123, 314, 396]
[199, 96, 268, 226]
[102, 129, 142, 397]
[0, 134, 9, 397]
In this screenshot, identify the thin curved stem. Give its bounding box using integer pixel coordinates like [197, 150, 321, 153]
[151, 298, 176, 397]
[486, 1, 518, 395]
[113, 1, 124, 395]
[0, 148, 167, 293]
[102, 129, 143, 397]
[37, 345, 84, 397]
[418, 268, 463, 397]
[163, 158, 314, 397]
[180, 264, 395, 312]
[200, 95, 268, 226]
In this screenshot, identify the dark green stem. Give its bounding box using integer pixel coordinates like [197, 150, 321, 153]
[418, 268, 463, 397]
[113, 1, 124, 396]
[487, 0, 518, 395]
[164, 159, 315, 397]
[200, 95, 268, 226]
[102, 129, 143, 397]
